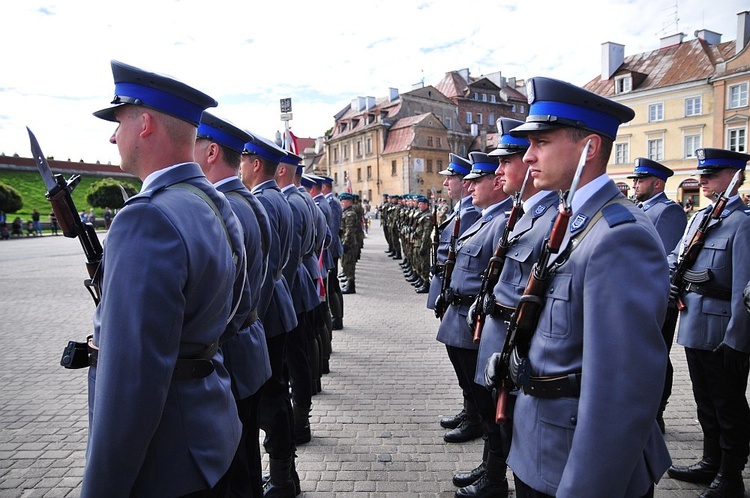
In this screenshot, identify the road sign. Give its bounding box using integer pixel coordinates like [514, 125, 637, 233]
[280, 98, 292, 113]
[281, 112, 293, 122]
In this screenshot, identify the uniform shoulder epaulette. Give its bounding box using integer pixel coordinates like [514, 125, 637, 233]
[601, 202, 636, 228]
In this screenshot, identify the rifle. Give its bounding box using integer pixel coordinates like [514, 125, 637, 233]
[472, 167, 531, 343]
[436, 197, 461, 319]
[494, 139, 590, 423]
[670, 169, 741, 311]
[27, 127, 104, 305]
[431, 190, 439, 275]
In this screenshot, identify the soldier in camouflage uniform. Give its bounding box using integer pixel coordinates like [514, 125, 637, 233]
[339, 192, 360, 294]
[412, 195, 434, 293]
[352, 194, 365, 261]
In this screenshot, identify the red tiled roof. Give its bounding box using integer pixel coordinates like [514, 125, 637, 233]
[435, 72, 469, 100]
[584, 38, 737, 96]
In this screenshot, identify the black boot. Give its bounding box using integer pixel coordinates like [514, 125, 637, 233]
[293, 404, 311, 445]
[263, 457, 296, 497]
[416, 281, 429, 293]
[668, 438, 721, 484]
[453, 462, 486, 487]
[455, 453, 508, 497]
[342, 279, 356, 294]
[444, 419, 483, 443]
[440, 408, 466, 429]
[699, 454, 746, 498]
[331, 316, 343, 330]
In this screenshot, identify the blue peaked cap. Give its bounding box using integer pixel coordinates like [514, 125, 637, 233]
[489, 118, 529, 157]
[627, 158, 674, 181]
[439, 153, 472, 177]
[94, 60, 217, 126]
[464, 152, 499, 180]
[510, 77, 635, 140]
[197, 112, 252, 154]
[243, 133, 287, 164]
[696, 148, 749, 171]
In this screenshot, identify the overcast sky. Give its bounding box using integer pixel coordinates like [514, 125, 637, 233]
[0, 0, 747, 166]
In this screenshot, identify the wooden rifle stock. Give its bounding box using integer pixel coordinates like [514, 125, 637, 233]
[473, 198, 523, 343]
[494, 204, 571, 423]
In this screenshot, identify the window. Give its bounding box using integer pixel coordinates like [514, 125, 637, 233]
[728, 82, 748, 109]
[727, 126, 747, 152]
[473, 92, 479, 101]
[436, 137, 442, 147]
[437, 160, 443, 171]
[427, 136, 434, 147]
[466, 112, 472, 124]
[685, 96, 702, 117]
[648, 103, 664, 122]
[684, 134, 701, 158]
[367, 165, 372, 179]
[511, 104, 516, 112]
[343, 143, 349, 160]
[356, 140, 362, 157]
[482, 93, 487, 102]
[334, 172, 338, 184]
[357, 168, 362, 181]
[615, 75, 632, 94]
[391, 160, 397, 176]
[647, 138, 664, 161]
[366, 137, 372, 154]
[489, 114, 495, 128]
[614, 142, 629, 165]
[427, 159, 433, 172]
[445, 117, 452, 129]
[490, 95, 496, 103]
[477, 113, 483, 125]
[519, 105, 525, 114]
[333, 146, 339, 162]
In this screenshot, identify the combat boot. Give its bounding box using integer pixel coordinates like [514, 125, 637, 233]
[263, 457, 296, 498]
[455, 453, 508, 498]
[668, 438, 721, 484]
[440, 408, 466, 429]
[342, 279, 356, 294]
[293, 404, 312, 445]
[416, 281, 429, 293]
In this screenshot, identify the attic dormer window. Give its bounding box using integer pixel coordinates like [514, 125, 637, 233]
[615, 75, 632, 94]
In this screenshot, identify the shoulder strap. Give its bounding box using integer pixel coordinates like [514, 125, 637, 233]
[166, 183, 246, 328]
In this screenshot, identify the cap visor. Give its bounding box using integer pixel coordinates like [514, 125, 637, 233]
[488, 147, 526, 157]
[438, 169, 458, 176]
[508, 121, 562, 137]
[93, 104, 126, 122]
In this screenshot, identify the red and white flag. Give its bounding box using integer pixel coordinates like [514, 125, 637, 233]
[282, 128, 299, 155]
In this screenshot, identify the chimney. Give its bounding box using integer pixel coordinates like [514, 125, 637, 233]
[601, 42, 625, 80]
[351, 97, 366, 112]
[365, 96, 376, 110]
[508, 77, 516, 88]
[694, 29, 722, 45]
[458, 68, 470, 82]
[388, 87, 399, 102]
[737, 10, 750, 55]
[660, 32, 685, 48]
[315, 137, 324, 154]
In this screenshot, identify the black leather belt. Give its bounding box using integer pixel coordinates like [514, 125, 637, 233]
[685, 283, 731, 301]
[87, 338, 218, 381]
[523, 373, 582, 398]
[450, 294, 476, 307]
[241, 309, 259, 328]
[490, 303, 516, 322]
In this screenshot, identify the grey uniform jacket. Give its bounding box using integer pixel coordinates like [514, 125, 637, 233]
[436, 197, 512, 350]
[283, 185, 319, 314]
[669, 197, 750, 353]
[252, 179, 297, 337]
[641, 191, 687, 253]
[326, 192, 344, 260]
[218, 177, 272, 399]
[314, 193, 335, 271]
[84, 163, 243, 497]
[474, 191, 559, 385]
[426, 195, 481, 310]
[508, 180, 671, 497]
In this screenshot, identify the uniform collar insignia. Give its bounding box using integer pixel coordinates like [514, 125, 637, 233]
[721, 208, 731, 218]
[484, 214, 494, 221]
[570, 213, 588, 234]
[533, 204, 548, 217]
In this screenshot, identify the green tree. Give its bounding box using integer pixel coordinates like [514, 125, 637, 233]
[0, 181, 23, 213]
[86, 178, 137, 210]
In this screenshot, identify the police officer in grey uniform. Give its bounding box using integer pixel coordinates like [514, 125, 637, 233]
[86, 60, 246, 497]
[628, 157, 687, 434]
[666, 148, 750, 498]
[502, 77, 671, 497]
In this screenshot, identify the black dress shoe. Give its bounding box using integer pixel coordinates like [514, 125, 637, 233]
[415, 283, 429, 293]
[453, 462, 486, 487]
[440, 409, 466, 429]
[455, 474, 508, 498]
[667, 459, 720, 484]
[700, 472, 745, 498]
[444, 419, 483, 443]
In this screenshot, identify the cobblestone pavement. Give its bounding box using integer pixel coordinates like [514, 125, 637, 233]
[0, 220, 748, 497]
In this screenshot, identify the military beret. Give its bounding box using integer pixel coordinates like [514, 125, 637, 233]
[94, 60, 217, 126]
[339, 192, 354, 201]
